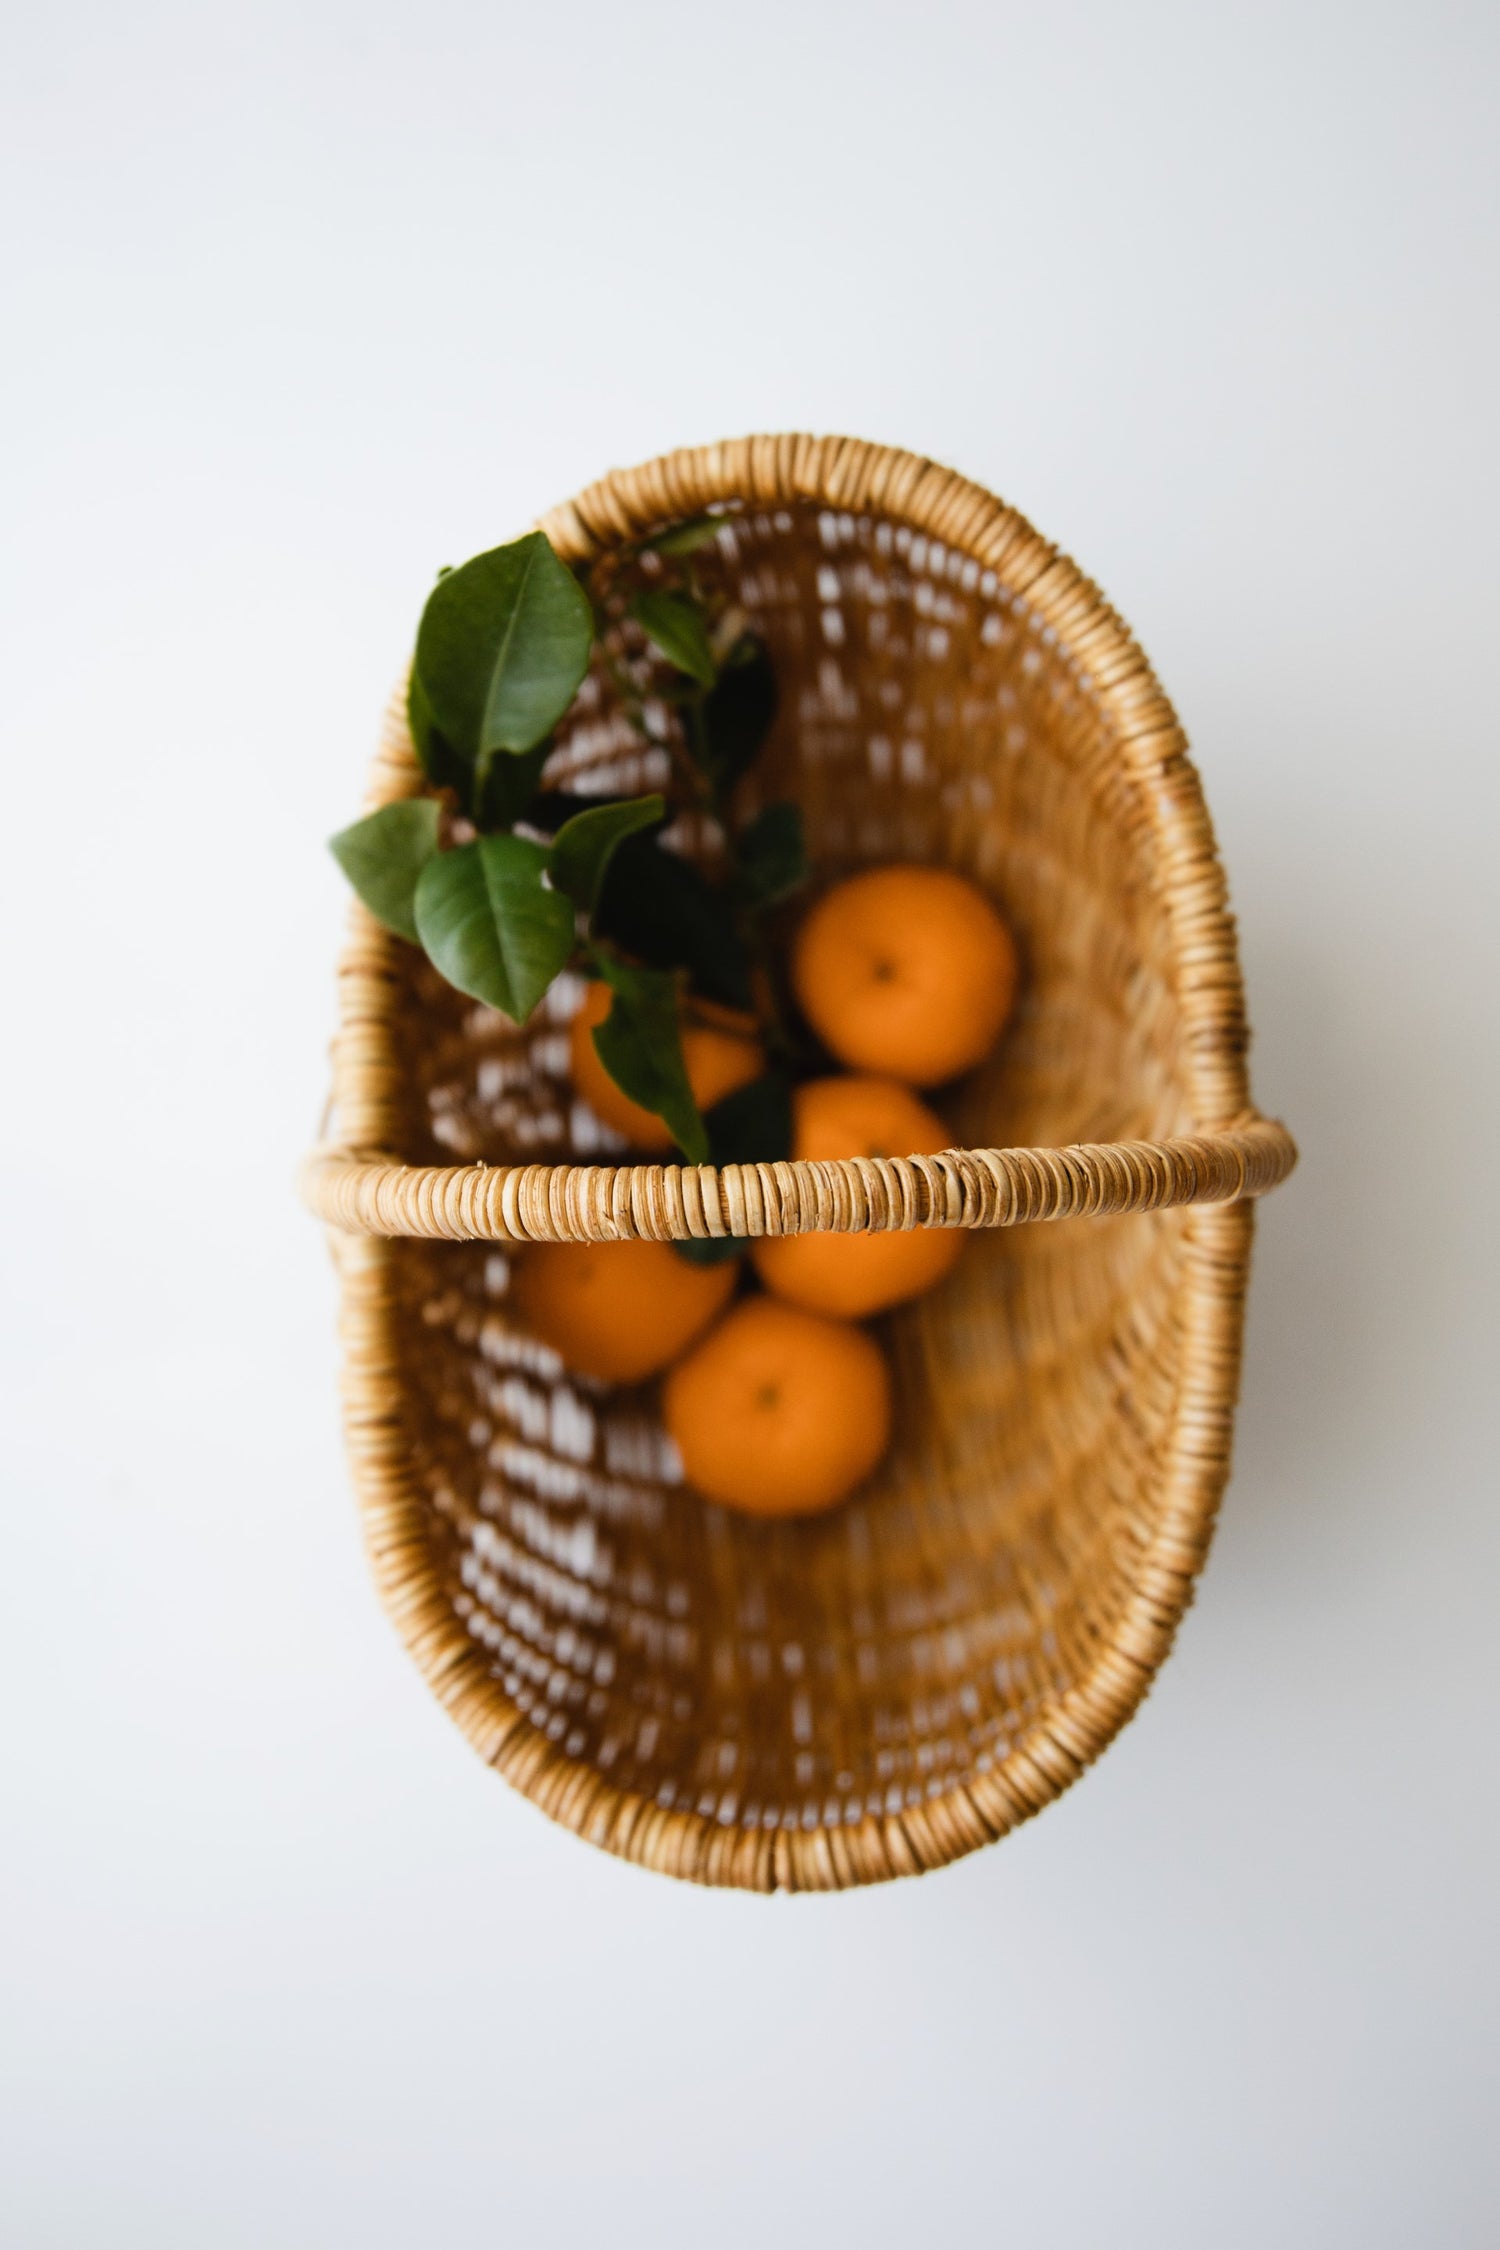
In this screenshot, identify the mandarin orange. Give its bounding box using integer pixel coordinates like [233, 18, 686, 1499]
[791, 864, 1017, 1086]
[663, 1296, 891, 1516]
[509, 1237, 736, 1384]
[569, 980, 764, 1150]
[750, 1075, 964, 1318]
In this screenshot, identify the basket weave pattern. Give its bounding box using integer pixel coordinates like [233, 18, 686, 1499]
[305, 437, 1294, 1889]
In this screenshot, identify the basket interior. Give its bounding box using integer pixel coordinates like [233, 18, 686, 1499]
[377, 502, 1199, 1839]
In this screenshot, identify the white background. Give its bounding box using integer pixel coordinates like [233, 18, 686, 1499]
[3, 4, 1497, 2244]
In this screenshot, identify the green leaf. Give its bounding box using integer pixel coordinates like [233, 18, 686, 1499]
[671, 1071, 792, 1266]
[696, 635, 776, 795]
[705, 1071, 793, 1165]
[735, 801, 808, 907]
[591, 960, 710, 1164]
[413, 531, 594, 763]
[475, 738, 550, 829]
[413, 834, 573, 1022]
[407, 669, 469, 800]
[548, 793, 665, 915]
[644, 513, 725, 557]
[407, 667, 440, 765]
[630, 589, 717, 687]
[670, 1235, 747, 1266]
[525, 787, 632, 835]
[595, 832, 752, 1009]
[328, 798, 442, 942]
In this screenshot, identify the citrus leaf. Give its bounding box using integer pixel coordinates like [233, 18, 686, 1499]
[549, 793, 665, 915]
[705, 1071, 793, 1166]
[476, 738, 550, 829]
[526, 787, 634, 835]
[696, 635, 776, 795]
[410, 667, 550, 827]
[407, 666, 441, 765]
[407, 668, 469, 799]
[735, 801, 808, 907]
[644, 513, 725, 556]
[414, 834, 573, 1022]
[670, 1235, 747, 1266]
[630, 589, 717, 687]
[591, 960, 710, 1164]
[413, 531, 593, 764]
[595, 832, 752, 1009]
[328, 798, 442, 942]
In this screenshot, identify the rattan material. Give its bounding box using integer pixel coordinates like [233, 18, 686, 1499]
[304, 436, 1295, 1890]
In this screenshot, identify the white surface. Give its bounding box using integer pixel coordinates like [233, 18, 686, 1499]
[3, 5, 1497, 2244]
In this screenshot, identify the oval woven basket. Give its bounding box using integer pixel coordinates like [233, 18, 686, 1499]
[303, 435, 1295, 1891]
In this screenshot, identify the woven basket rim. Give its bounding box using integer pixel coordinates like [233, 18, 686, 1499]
[301, 1118, 1294, 1242]
[315, 433, 1288, 1890]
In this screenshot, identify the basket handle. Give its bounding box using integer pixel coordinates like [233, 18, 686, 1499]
[300, 1114, 1295, 1244]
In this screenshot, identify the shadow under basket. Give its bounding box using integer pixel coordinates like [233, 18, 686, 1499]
[302, 436, 1296, 1891]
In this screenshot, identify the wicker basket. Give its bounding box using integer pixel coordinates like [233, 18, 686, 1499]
[302, 436, 1295, 1891]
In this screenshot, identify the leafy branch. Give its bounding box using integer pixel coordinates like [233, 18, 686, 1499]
[329, 519, 809, 1188]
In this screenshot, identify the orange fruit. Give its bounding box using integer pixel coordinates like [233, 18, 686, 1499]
[510, 1237, 736, 1383]
[569, 980, 764, 1150]
[791, 864, 1018, 1086]
[663, 1296, 892, 1516]
[750, 1076, 964, 1318]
